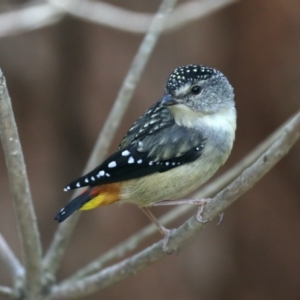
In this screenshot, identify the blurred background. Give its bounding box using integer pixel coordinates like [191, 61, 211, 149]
[0, 0, 300, 299]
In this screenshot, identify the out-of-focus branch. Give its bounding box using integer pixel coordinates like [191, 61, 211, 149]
[43, 0, 179, 278]
[167, 0, 237, 31]
[0, 70, 42, 298]
[48, 112, 300, 299]
[0, 286, 16, 299]
[0, 0, 237, 38]
[0, 2, 63, 38]
[0, 233, 24, 282]
[48, 0, 237, 33]
[60, 111, 296, 281]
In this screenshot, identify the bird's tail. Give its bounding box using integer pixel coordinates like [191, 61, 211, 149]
[54, 183, 121, 223]
[54, 189, 92, 223]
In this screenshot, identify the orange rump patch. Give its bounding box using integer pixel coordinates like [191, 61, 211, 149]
[79, 183, 121, 211]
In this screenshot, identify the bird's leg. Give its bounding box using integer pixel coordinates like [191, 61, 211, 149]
[141, 207, 175, 253]
[153, 198, 211, 223]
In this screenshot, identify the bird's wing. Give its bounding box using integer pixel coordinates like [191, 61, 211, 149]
[118, 102, 173, 149]
[64, 128, 206, 191]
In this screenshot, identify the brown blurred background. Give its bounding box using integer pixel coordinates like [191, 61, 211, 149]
[0, 0, 300, 299]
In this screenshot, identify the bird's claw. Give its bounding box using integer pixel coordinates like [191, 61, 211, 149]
[217, 212, 224, 225]
[196, 198, 211, 223]
[161, 227, 176, 253]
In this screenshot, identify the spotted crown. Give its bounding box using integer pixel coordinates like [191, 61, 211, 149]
[166, 64, 217, 91]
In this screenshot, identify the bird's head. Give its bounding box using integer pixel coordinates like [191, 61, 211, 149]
[160, 65, 235, 123]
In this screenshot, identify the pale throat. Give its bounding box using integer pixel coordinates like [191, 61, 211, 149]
[168, 104, 237, 134]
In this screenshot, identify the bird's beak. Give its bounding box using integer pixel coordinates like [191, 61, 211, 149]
[160, 94, 183, 106]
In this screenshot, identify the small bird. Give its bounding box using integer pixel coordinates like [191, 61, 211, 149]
[55, 64, 236, 247]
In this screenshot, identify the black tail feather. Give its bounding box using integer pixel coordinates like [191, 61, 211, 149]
[54, 191, 91, 223]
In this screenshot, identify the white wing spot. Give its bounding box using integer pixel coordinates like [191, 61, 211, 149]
[91, 176, 95, 181]
[172, 162, 176, 165]
[105, 173, 110, 177]
[108, 161, 117, 168]
[122, 150, 130, 156]
[137, 159, 142, 164]
[196, 147, 200, 151]
[165, 162, 169, 166]
[128, 157, 135, 164]
[149, 161, 153, 166]
[85, 178, 89, 183]
[76, 182, 80, 187]
[97, 170, 105, 178]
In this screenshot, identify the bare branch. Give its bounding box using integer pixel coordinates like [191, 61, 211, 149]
[0, 232, 24, 282]
[63, 111, 292, 281]
[0, 70, 42, 298]
[0, 0, 237, 39]
[43, 0, 179, 277]
[0, 2, 63, 38]
[48, 112, 300, 299]
[167, 0, 238, 31]
[0, 0, 237, 38]
[48, 0, 237, 33]
[0, 286, 17, 299]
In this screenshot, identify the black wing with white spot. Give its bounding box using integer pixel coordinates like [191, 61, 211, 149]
[64, 141, 205, 191]
[119, 102, 173, 149]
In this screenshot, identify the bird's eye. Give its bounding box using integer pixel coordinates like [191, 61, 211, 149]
[191, 85, 202, 95]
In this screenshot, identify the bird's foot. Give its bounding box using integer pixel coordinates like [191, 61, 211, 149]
[140, 207, 176, 253]
[196, 198, 211, 223]
[160, 226, 177, 253]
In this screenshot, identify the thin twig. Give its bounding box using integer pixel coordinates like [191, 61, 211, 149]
[48, 112, 300, 299]
[43, 0, 179, 277]
[63, 111, 292, 281]
[167, 0, 238, 31]
[0, 70, 43, 298]
[48, 0, 237, 33]
[0, 286, 16, 299]
[0, 0, 237, 38]
[0, 2, 63, 38]
[0, 232, 24, 281]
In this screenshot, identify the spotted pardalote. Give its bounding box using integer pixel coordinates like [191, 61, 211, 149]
[55, 64, 236, 243]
